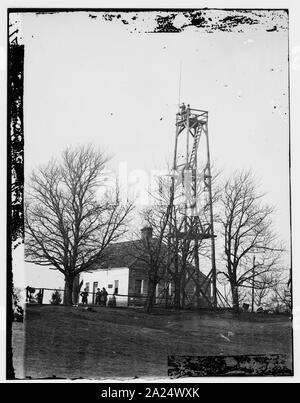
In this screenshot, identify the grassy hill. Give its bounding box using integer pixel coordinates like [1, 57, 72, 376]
[12, 304, 292, 380]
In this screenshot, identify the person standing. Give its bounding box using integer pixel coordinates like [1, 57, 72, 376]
[180, 102, 186, 113]
[101, 287, 108, 307]
[95, 288, 102, 305]
[80, 288, 88, 305]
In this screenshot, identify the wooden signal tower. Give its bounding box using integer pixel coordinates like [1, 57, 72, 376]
[169, 103, 217, 308]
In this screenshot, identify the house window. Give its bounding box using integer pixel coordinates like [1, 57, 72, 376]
[114, 280, 119, 295]
[134, 279, 143, 294]
[85, 282, 90, 292]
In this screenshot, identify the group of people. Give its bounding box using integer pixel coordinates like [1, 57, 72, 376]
[80, 287, 108, 306]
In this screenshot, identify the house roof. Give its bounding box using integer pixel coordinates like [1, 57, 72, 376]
[101, 239, 142, 269]
[91, 238, 209, 282]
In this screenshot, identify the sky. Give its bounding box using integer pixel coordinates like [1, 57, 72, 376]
[10, 10, 290, 289]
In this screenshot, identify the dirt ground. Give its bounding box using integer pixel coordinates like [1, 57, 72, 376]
[12, 304, 293, 380]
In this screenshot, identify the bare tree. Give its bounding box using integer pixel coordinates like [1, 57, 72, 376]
[136, 168, 219, 312]
[133, 208, 172, 314]
[253, 272, 277, 309]
[130, 173, 186, 313]
[219, 171, 284, 311]
[25, 145, 134, 305]
[269, 271, 291, 312]
[138, 205, 200, 311]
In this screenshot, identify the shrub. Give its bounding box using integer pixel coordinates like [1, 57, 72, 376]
[50, 290, 62, 305]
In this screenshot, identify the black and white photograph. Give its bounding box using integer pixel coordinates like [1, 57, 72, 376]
[4, 3, 299, 383]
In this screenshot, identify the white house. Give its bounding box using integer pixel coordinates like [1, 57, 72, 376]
[79, 227, 212, 309]
[80, 267, 129, 307]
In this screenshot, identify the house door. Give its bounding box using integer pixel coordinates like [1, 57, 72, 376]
[92, 281, 98, 304]
[114, 280, 119, 295]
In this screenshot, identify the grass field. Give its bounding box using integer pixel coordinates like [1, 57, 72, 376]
[12, 304, 293, 380]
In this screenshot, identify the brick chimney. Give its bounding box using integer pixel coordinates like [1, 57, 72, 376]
[141, 226, 153, 242]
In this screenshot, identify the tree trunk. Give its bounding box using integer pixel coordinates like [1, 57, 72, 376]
[231, 284, 239, 312]
[181, 287, 186, 309]
[194, 241, 200, 309]
[181, 278, 186, 309]
[174, 277, 181, 310]
[145, 279, 157, 314]
[251, 257, 255, 312]
[173, 247, 181, 310]
[72, 275, 82, 304]
[64, 275, 75, 305]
